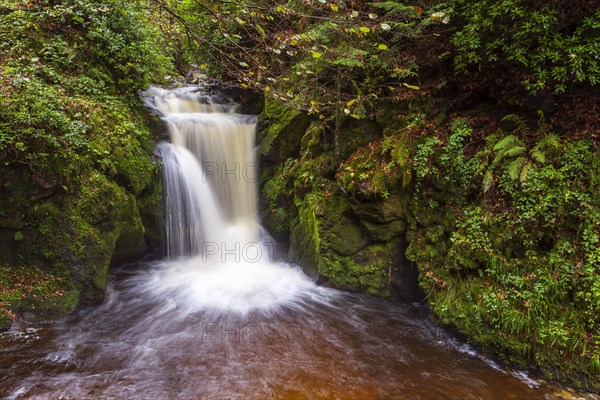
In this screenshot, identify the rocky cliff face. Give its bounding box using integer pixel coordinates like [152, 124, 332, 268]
[259, 97, 421, 300]
[0, 148, 161, 329]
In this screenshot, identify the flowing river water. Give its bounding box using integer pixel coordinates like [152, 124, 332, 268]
[0, 88, 562, 399]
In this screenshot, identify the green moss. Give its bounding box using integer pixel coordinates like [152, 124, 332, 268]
[0, 0, 169, 323]
[319, 190, 367, 256]
[337, 118, 383, 160]
[259, 96, 312, 162]
[259, 96, 300, 155]
[262, 207, 292, 240]
[404, 122, 600, 390]
[289, 192, 323, 276]
[360, 219, 406, 242]
[288, 187, 407, 296]
[258, 72, 599, 389]
[321, 255, 390, 296]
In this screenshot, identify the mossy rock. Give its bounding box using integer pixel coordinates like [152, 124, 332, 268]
[338, 118, 383, 160]
[360, 219, 406, 242]
[137, 178, 163, 253]
[288, 195, 321, 277]
[288, 187, 419, 299]
[110, 196, 147, 265]
[320, 253, 389, 295]
[350, 191, 410, 224]
[21, 288, 80, 323]
[300, 121, 330, 157]
[319, 190, 369, 256]
[319, 239, 419, 298]
[262, 207, 293, 241]
[259, 97, 313, 163]
[0, 167, 151, 323]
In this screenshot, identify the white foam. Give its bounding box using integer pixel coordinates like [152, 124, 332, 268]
[136, 254, 319, 315]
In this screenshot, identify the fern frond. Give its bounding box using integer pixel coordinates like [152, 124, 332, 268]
[493, 134, 521, 151]
[520, 161, 533, 182]
[331, 57, 364, 67]
[402, 169, 412, 188]
[507, 157, 527, 180]
[492, 151, 505, 166]
[486, 132, 498, 145]
[371, 2, 419, 15]
[536, 114, 552, 137]
[502, 114, 529, 135]
[530, 149, 546, 163]
[392, 141, 410, 167]
[536, 110, 546, 127]
[483, 169, 494, 192]
[536, 133, 560, 150]
[503, 145, 526, 158]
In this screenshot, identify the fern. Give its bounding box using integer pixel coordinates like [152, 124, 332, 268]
[370, 2, 419, 15]
[392, 141, 410, 167]
[483, 169, 494, 192]
[520, 161, 533, 182]
[493, 134, 522, 152]
[486, 112, 562, 189]
[536, 133, 559, 150]
[502, 114, 530, 135]
[503, 145, 526, 158]
[535, 110, 552, 137]
[530, 149, 546, 163]
[331, 57, 364, 67]
[508, 157, 527, 180]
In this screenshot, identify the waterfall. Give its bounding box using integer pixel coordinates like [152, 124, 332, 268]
[143, 87, 317, 314]
[151, 88, 260, 258]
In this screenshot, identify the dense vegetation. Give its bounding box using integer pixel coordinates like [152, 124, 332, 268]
[0, 0, 171, 326]
[0, 0, 598, 392]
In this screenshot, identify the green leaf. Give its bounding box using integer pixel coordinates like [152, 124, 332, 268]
[483, 170, 494, 192]
[503, 146, 526, 158]
[493, 135, 520, 152]
[530, 150, 546, 163]
[507, 157, 527, 180]
[402, 83, 420, 90]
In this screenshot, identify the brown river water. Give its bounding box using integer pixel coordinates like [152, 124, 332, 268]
[1, 260, 555, 400]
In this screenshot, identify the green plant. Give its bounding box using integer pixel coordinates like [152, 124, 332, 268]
[451, 0, 600, 93]
[484, 112, 560, 191]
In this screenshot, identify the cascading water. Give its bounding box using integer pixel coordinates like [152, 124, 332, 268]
[143, 87, 316, 314]
[0, 87, 561, 400]
[154, 91, 259, 256]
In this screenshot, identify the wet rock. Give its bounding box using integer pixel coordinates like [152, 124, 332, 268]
[350, 191, 410, 224]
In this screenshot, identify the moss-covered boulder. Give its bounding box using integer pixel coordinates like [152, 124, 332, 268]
[0, 166, 155, 324]
[287, 187, 418, 298]
[259, 97, 313, 164]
